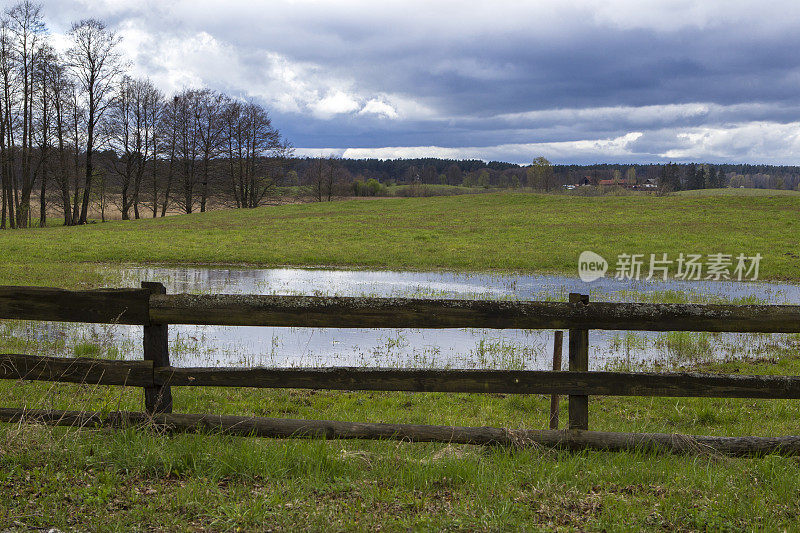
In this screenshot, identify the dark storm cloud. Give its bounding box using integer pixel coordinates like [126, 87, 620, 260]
[34, 0, 800, 163]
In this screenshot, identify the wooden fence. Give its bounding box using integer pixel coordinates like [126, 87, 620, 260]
[1, 283, 800, 456]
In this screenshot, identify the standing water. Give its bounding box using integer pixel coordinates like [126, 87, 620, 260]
[12, 266, 800, 370]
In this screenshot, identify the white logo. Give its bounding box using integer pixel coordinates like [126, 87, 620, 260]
[578, 251, 608, 282]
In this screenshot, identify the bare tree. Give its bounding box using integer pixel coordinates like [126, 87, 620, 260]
[0, 18, 15, 228]
[194, 89, 224, 212]
[324, 156, 346, 201]
[106, 76, 162, 219]
[303, 157, 344, 202]
[106, 75, 135, 219]
[66, 18, 122, 224]
[46, 55, 75, 225]
[222, 99, 287, 208]
[140, 80, 163, 218]
[6, 0, 46, 227]
[173, 90, 201, 214]
[303, 157, 327, 202]
[67, 79, 85, 223]
[32, 43, 56, 226]
[157, 95, 180, 217]
[0, 3, 291, 229]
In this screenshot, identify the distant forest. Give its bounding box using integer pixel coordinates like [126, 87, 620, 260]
[284, 158, 800, 197]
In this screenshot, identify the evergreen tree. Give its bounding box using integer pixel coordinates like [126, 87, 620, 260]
[659, 163, 681, 191]
[686, 164, 702, 190]
[707, 167, 723, 188]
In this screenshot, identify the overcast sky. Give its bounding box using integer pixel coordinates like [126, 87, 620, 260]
[37, 0, 800, 164]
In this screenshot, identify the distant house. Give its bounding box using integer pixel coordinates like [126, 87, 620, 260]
[640, 178, 658, 189]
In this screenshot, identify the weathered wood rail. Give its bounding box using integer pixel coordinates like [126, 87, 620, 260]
[1, 283, 800, 456]
[4, 284, 800, 332]
[5, 352, 800, 398]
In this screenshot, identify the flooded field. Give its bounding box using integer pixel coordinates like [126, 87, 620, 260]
[6, 266, 800, 370]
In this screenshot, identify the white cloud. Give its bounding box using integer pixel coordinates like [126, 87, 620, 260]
[294, 147, 347, 158]
[310, 90, 361, 118]
[296, 121, 800, 165]
[359, 99, 398, 119]
[84, 17, 428, 121]
[294, 131, 644, 162]
[495, 103, 712, 127]
[661, 122, 800, 162]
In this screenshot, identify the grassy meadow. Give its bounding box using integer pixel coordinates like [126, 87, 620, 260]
[2, 190, 800, 531]
[674, 187, 800, 197]
[2, 344, 800, 531]
[1, 190, 799, 286]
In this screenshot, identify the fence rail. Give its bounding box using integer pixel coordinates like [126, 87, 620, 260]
[1, 283, 799, 456]
[2, 408, 799, 456]
[4, 352, 800, 398]
[4, 285, 800, 332]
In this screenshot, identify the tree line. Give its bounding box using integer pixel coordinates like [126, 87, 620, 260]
[0, 1, 291, 229]
[289, 158, 800, 197]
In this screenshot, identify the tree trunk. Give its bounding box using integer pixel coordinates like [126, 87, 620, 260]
[200, 159, 208, 212]
[79, 97, 94, 224]
[39, 163, 46, 227]
[161, 155, 174, 217]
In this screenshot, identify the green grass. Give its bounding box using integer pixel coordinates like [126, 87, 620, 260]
[1, 313, 800, 530]
[1, 192, 799, 285]
[3, 192, 800, 530]
[3, 351, 800, 531]
[674, 187, 800, 197]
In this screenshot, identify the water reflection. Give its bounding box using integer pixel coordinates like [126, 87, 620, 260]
[13, 267, 800, 370]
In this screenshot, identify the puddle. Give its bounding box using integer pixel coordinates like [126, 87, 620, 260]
[7, 266, 799, 370]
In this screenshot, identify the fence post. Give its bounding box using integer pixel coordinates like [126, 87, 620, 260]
[142, 282, 172, 414]
[568, 293, 589, 430]
[549, 330, 563, 429]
